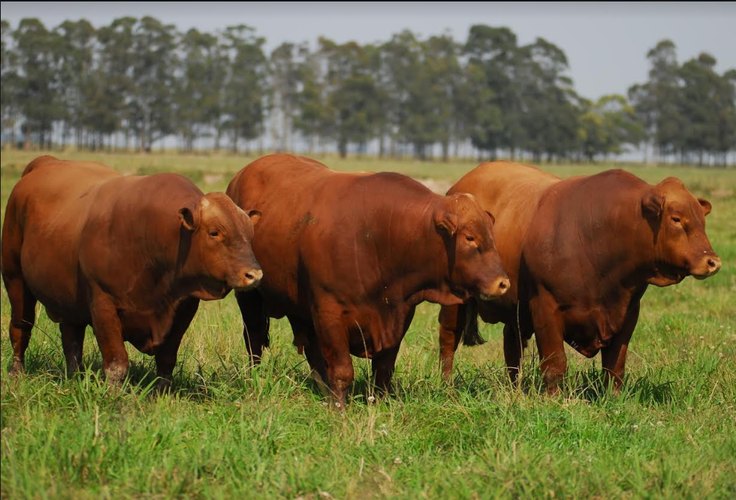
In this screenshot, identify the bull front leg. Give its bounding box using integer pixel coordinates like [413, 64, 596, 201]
[529, 288, 567, 394]
[312, 301, 354, 410]
[154, 297, 199, 392]
[438, 304, 466, 381]
[601, 301, 639, 393]
[89, 288, 129, 385]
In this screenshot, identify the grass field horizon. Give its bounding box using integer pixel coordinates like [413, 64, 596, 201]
[1, 150, 734, 498]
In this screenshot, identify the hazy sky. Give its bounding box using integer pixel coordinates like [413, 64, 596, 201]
[2, 2, 735, 99]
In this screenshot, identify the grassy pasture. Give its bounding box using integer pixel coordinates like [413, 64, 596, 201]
[1, 150, 735, 498]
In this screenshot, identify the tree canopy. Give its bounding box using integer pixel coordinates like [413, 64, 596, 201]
[1, 18, 734, 165]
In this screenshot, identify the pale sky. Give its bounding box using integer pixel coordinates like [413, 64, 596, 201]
[2, 2, 735, 100]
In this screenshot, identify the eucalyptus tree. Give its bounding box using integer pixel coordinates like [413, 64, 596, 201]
[221, 24, 269, 153]
[519, 37, 580, 162]
[1, 20, 21, 147]
[644, 40, 683, 162]
[319, 38, 383, 158]
[378, 30, 421, 158]
[678, 53, 736, 165]
[578, 94, 645, 162]
[269, 42, 301, 151]
[718, 69, 736, 165]
[96, 17, 137, 149]
[54, 19, 96, 148]
[292, 43, 330, 153]
[127, 16, 179, 152]
[419, 34, 462, 161]
[463, 25, 524, 159]
[12, 18, 63, 149]
[175, 28, 227, 152]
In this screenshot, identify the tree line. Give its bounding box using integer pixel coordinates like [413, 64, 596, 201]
[1, 17, 734, 165]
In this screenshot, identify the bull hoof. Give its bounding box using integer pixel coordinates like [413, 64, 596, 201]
[104, 364, 128, 386]
[310, 369, 332, 397]
[8, 360, 25, 375]
[154, 377, 173, 394]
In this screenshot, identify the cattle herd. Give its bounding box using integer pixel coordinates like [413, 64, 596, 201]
[1, 154, 721, 408]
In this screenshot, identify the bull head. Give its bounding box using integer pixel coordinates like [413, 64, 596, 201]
[435, 193, 510, 301]
[642, 177, 721, 287]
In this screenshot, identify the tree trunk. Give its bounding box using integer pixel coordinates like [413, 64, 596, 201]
[338, 137, 347, 158]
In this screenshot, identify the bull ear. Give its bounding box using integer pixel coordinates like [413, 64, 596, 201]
[434, 210, 458, 237]
[698, 198, 712, 216]
[246, 209, 262, 226]
[641, 190, 664, 220]
[178, 207, 196, 231]
[485, 210, 496, 226]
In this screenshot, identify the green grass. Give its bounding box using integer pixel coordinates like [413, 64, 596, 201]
[1, 149, 735, 498]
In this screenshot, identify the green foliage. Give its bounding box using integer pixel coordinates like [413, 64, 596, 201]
[629, 40, 736, 165]
[1, 19, 734, 165]
[1, 151, 736, 497]
[220, 25, 268, 153]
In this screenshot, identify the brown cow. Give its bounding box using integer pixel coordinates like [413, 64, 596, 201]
[2, 156, 263, 387]
[439, 161, 721, 393]
[226, 154, 509, 407]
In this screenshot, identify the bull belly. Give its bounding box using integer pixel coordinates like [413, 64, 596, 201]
[119, 310, 169, 354]
[563, 322, 605, 358]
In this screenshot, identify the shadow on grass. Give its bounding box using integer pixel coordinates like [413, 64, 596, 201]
[8, 348, 675, 408]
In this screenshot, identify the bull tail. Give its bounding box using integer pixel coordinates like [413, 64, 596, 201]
[21, 155, 58, 177]
[460, 300, 485, 346]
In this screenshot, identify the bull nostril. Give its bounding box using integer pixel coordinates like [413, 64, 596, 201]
[498, 279, 509, 291]
[707, 258, 721, 271]
[244, 269, 263, 282]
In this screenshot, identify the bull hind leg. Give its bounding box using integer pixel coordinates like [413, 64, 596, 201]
[503, 316, 532, 386]
[60, 323, 86, 377]
[303, 340, 331, 398]
[372, 345, 400, 396]
[4, 276, 37, 374]
[235, 290, 270, 365]
[154, 297, 199, 392]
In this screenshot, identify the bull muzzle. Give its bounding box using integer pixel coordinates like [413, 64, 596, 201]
[479, 276, 510, 301]
[692, 254, 721, 279]
[233, 267, 263, 290]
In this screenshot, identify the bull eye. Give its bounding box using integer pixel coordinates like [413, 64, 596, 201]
[671, 216, 682, 225]
[209, 230, 220, 238]
[465, 235, 475, 243]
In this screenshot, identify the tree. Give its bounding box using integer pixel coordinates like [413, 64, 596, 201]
[463, 25, 525, 159]
[54, 19, 96, 148]
[319, 38, 382, 158]
[221, 25, 268, 153]
[1, 20, 21, 147]
[518, 37, 580, 162]
[128, 16, 179, 152]
[415, 34, 462, 161]
[293, 43, 330, 153]
[13, 18, 63, 149]
[645, 40, 683, 161]
[678, 53, 736, 165]
[269, 42, 301, 151]
[96, 17, 137, 149]
[578, 95, 645, 162]
[175, 28, 227, 152]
